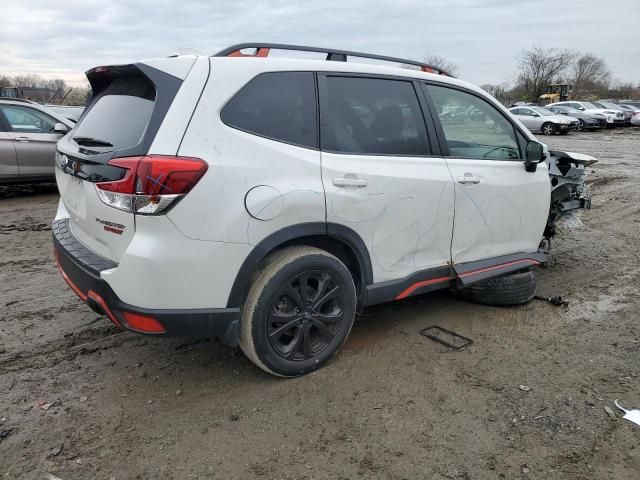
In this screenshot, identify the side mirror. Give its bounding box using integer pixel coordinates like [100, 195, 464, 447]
[524, 141, 544, 172]
[560, 111, 568, 115]
[53, 122, 70, 134]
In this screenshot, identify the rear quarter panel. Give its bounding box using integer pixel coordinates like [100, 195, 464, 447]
[168, 60, 325, 246]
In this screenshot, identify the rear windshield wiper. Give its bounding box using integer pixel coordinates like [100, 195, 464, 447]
[73, 136, 114, 147]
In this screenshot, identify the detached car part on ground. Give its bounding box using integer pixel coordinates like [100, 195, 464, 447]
[53, 44, 593, 377]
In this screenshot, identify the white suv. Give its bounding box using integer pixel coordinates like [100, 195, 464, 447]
[53, 44, 550, 376]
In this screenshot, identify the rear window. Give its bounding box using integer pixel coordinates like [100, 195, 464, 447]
[221, 72, 318, 149]
[72, 76, 155, 150]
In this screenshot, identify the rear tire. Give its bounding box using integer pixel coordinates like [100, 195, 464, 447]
[542, 123, 556, 136]
[458, 270, 537, 306]
[239, 246, 356, 377]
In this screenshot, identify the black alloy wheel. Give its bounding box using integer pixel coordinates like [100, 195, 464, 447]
[267, 270, 345, 361]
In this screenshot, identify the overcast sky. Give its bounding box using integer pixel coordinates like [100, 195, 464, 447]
[1, 0, 639, 87]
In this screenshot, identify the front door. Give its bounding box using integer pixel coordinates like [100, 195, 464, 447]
[0, 104, 63, 178]
[319, 74, 454, 284]
[423, 84, 550, 265]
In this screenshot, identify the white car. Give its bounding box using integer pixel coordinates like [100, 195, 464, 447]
[53, 44, 551, 376]
[547, 101, 625, 126]
[508, 106, 579, 135]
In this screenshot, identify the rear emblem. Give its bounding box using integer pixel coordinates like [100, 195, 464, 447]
[95, 217, 125, 235]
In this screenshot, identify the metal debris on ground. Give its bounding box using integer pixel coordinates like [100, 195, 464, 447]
[419, 326, 473, 350]
[614, 399, 640, 426]
[604, 405, 617, 419]
[519, 385, 532, 392]
[533, 295, 569, 307]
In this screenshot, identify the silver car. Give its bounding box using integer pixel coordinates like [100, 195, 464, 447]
[546, 105, 606, 131]
[619, 104, 640, 126]
[509, 106, 579, 135]
[0, 98, 73, 185]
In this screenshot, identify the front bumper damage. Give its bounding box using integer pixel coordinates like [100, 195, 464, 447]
[544, 150, 597, 240]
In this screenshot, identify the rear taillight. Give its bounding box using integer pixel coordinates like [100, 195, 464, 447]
[95, 155, 207, 215]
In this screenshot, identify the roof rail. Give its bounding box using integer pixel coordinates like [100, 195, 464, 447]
[213, 43, 453, 77]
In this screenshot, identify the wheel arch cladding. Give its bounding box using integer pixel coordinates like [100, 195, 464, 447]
[226, 222, 373, 308]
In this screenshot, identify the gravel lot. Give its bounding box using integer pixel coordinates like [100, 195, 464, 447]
[1, 128, 639, 480]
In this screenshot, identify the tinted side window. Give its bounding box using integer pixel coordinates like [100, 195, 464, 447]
[221, 72, 317, 149]
[425, 84, 521, 160]
[321, 76, 430, 156]
[1, 105, 57, 133]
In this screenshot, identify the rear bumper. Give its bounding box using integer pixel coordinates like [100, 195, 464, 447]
[52, 219, 239, 344]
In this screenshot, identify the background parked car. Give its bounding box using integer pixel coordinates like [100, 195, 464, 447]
[593, 100, 633, 125]
[547, 101, 625, 126]
[509, 106, 578, 135]
[0, 98, 73, 185]
[42, 105, 85, 123]
[546, 105, 606, 131]
[619, 104, 640, 126]
[619, 99, 640, 109]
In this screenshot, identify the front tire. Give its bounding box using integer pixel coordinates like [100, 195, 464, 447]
[239, 246, 357, 377]
[577, 119, 585, 132]
[542, 123, 556, 136]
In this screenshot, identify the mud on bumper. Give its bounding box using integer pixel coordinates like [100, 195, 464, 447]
[52, 219, 239, 345]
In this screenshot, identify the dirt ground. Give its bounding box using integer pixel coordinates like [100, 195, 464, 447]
[1, 128, 639, 480]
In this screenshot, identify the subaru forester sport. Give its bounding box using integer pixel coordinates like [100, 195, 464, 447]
[53, 44, 550, 376]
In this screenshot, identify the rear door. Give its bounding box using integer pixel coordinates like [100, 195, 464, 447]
[0, 112, 19, 180]
[423, 83, 549, 265]
[0, 104, 63, 177]
[55, 63, 183, 261]
[319, 74, 454, 283]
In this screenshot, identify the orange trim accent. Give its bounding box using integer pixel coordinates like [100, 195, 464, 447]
[395, 276, 452, 300]
[54, 250, 87, 302]
[395, 258, 540, 300]
[227, 47, 270, 58]
[87, 290, 123, 329]
[458, 259, 539, 278]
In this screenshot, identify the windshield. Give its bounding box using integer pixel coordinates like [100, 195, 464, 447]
[532, 107, 554, 116]
[72, 75, 155, 151]
[584, 102, 601, 109]
[598, 101, 620, 110]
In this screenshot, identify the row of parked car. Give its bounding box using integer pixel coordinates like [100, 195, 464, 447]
[508, 99, 640, 135]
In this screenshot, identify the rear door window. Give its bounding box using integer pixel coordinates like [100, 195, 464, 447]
[72, 75, 155, 150]
[221, 72, 318, 149]
[320, 76, 430, 156]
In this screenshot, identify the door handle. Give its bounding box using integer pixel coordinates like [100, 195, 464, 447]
[333, 177, 368, 187]
[457, 173, 480, 184]
[15, 136, 31, 142]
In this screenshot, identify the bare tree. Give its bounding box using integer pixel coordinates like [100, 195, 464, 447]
[515, 45, 577, 101]
[571, 53, 611, 98]
[401, 54, 459, 77]
[423, 54, 459, 77]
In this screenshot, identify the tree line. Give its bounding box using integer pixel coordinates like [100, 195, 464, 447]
[0, 73, 90, 105]
[418, 45, 639, 106]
